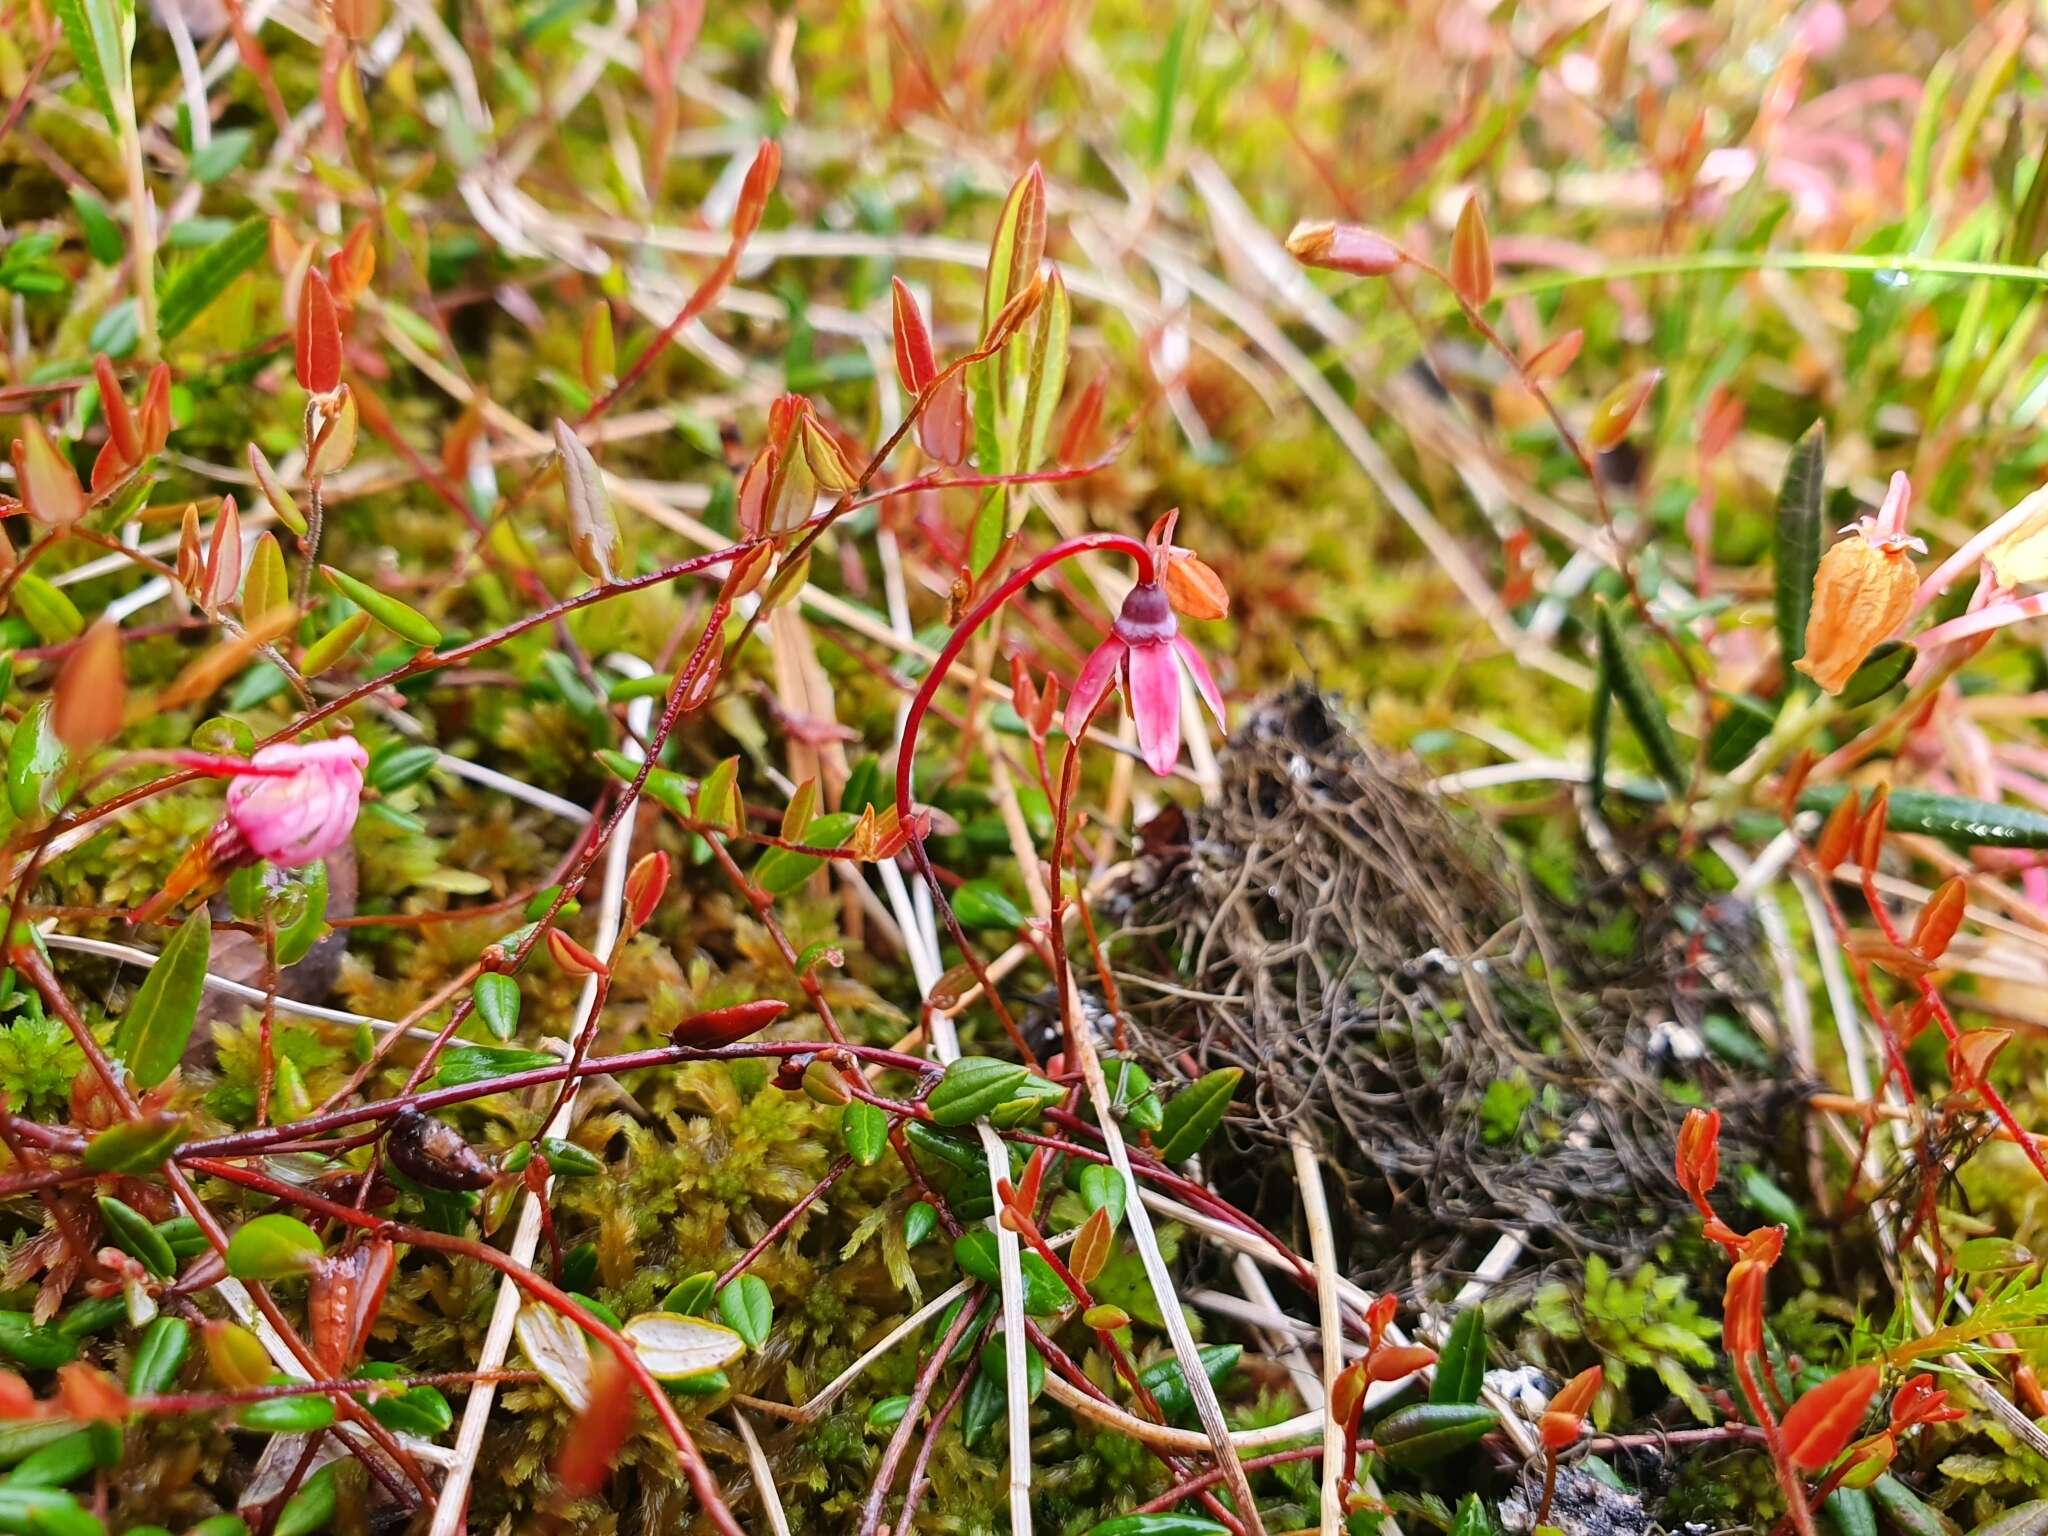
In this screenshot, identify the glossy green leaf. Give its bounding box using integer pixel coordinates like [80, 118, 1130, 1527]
[975, 1334, 1044, 1401]
[1870, 1476, 1949, 1536]
[1593, 598, 1685, 793]
[1076, 1164, 1127, 1229]
[13, 578, 83, 647]
[753, 811, 859, 896]
[1430, 1306, 1487, 1405]
[953, 880, 1026, 930]
[1774, 422, 1826, 678]
[274, 1464, 335, 1536]
[225, 1214, 324, 1281]
[0, 1315, 76, 1371]
[717, 1274, 772, 1349]
[471, 973, 521, 1042]
[953, 1230, 1068, 1315]
[1798, 783, 2048, 849]
[272, 862, 329, 968]
[82, 1112, 186, 1174]
[1838, 641, 1914, 708]
[0, 1485, 103, 1536]
[5, 1430, 101, 1490]
[927, 1057, 1028, 1126]
[112, 911, 209, 1089]
[1826, 1489, 1879, 1536]
[237, 1393, 334, 1433]
[159, 218, 266, 340]
[432, 1044, 554, 1088]
[1706, 694, 1775, 774]
[94, 1196, 173, 1278]
[1374, 1401, 1499, 1467]
[8, 701, 66, 820]
[319, 566, 441, 647]
[1138, 1344, 1240, 1425]
[867, 1395, 911, 1431]
[69, 189, 121, 265]
[367, 743, 439, 793]
[126, 1317, 190, 1398]
[841, 1102, 888, 1167]
[903, 1202, 936, 1248]
[1154, 1068, 1241, 1164]
[661, 1273, 718, 1316]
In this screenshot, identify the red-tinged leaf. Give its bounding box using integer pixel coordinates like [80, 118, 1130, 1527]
[1949, 1027, 2011, 1088]
[1723, 1259, 1767, 1355]
[984, 163, 1048, 330]
[1782, 1364, 1880, 1471]
[269, 217, 303, 276]
[1700, 388, 1745, 461]
[1548, 1364, 1603, 1422]
[177, 503, 203, 597]
[55, 1363, 127, 1423]
[1070, 1206, 1113, 1287]
[917, 371, 969, 466]
[0, 1372, 35, 1419]
[669, 999, 788, 1050]
[553, 418, 618, 583]
[328, 222, 375, 302]
[54, 620, 124, 751]
[13, 419, 85, 528]
[1813, 789, 1861, 874]
[1365, 1344, 1437, 1383]
[1587, 369, 1662, 453]
[1912, 876, 1967, 961]
[1450, 195, 1493, 307]
[801, 415, 858, 494]
[94, 354, 140, 465]
[555, 1342, 635, 1496]
[1286, 220, 1406, 277]
[733, 139, 781, 242]
[1676, 1107, 1720, 1204]
[1522, 328, 1583, 384]
[1164, 555, 1229, 621]
[295, 268, 343, 395]
[892, 277, 936, 394]
[983, 270, 1047, 351]
[139, 364, 173, 454]
[546, 928, 607, 978]
[205, 497, 243, 613]
[1057, 370, 1107, 466]
[1856, 784, 1891, 871]
[306, 1239, 395, 1376]
[1330, 1361, 1369, 1428]
[91, 436, 127, 495]
[623, 850, 670, 935]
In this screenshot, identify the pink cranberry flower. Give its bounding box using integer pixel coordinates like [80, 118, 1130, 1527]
[1065, 581, 1224, 776]
[224, 739, 368, 865]
[131, 738, 367, 923]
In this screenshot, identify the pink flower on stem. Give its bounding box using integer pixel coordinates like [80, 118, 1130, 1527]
[1064, 581, 1224, 776]
[131, 739, 368, 922]
[224, 739, 368, 865]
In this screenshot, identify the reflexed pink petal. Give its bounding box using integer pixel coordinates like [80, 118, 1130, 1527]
[1174, 635, 1225, 728]
[1127, 640, 1182, 776]
[1064, 636, 1125, 739]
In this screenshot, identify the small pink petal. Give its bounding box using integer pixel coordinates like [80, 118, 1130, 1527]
[1127, 639, 1182, 776]
[1064, 635, 1125, 739]
[226, 738, 368, 866]
[1174, 635, 1225, 728]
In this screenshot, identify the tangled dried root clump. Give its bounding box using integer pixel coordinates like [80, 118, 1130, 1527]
[1115, 689, 1790, 1297]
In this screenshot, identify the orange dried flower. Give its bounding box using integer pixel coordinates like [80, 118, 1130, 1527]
[1797, 478, 1925, 693]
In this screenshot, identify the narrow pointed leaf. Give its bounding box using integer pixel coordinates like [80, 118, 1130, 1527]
[1593, 598, 1686, 793]
[1774, 423, 1826, 679]
[112, 911, 209, 1088]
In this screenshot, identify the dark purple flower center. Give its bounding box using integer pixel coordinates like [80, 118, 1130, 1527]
[1113, 582, 1178, 647]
